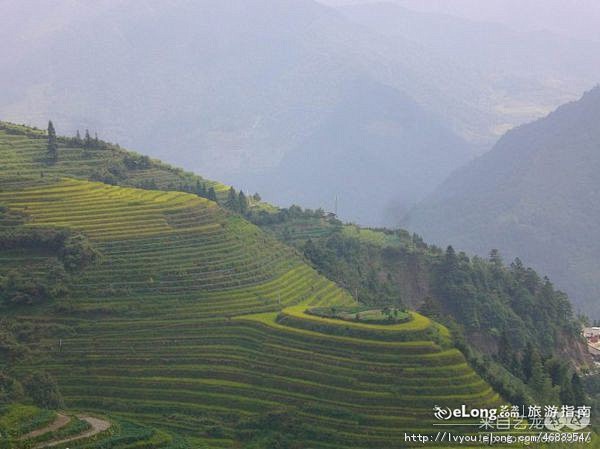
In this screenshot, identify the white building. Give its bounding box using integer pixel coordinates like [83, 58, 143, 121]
[583, 327, 600, 338]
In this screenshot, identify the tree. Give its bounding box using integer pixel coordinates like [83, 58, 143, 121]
[0, 428, 12, 449]
[570, 373, 585, 405]
[528, 351, 545, 387]
[207, 187, 217, 202]
[443, 246, 459, 274]
[489, 249, 503, 267]
[0, 372, 24, 404]
[239, 190, 248, 215]
[195, 181, 207, 198]
[47, 121, 58, 163]
[418, 296, 442, 321]
[303, 239, 318, 262]
[225, 187, 239, 212]
[23, 371, 64, 408]
[527, 348, 557, 402]
[497, 330, 514, 368]
[84, 129, 92, 149]
[521, 342, 535, 381]
[545, 357, 568, 386]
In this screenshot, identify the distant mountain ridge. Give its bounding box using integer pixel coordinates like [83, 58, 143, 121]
[1, 0, 599, 225]
[404, 86, 600, 317]
[241, 78, 472, 225]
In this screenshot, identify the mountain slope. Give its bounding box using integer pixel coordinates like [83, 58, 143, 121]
[240, 78, 472, 225]
[404, 86, 600, 318]
[0, 125, 500, 448]
[337, 2, 600, 136]
[0, 0, 479, 174]
[0, 121, 229, 196]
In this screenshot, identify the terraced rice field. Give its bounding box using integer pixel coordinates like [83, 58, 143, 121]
[264, 217, 341, 244]
[0, 177, 501, 448]
[0, 127, 502, 448]
[0, 126, 229, 197]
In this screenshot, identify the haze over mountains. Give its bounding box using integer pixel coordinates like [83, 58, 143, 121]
[1, 0, 599, 224]
[404, 87, 600, 318]
[321, 0, 600, 43]
[245, 78, 471, 224]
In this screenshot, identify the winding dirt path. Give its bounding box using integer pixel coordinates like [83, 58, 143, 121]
[19, 413, 71, 440]
[34, 415, 111, 449]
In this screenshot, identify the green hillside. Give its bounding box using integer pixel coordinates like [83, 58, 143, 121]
[2, 123, 597, 448]
[403, 87, 600, 319]
[256, 203, 592, 413]
[0, 122, 229, 196]
[0, 403, 186, 448]
[0, 178, 500, 447]
[0, 125, 508, 448]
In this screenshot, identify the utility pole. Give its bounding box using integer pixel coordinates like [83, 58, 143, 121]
[334, 194, 338, 216]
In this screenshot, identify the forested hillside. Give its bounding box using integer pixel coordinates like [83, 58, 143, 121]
[256, 210, 589, 410]
[404, 86, 600, 318]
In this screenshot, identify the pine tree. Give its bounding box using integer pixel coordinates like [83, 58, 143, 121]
[75, 130, 82, 145]
[238, 190, 248, 215]
[497, 330, 514, 368]
[225, 187, 239, 212]
[207, 187, 217, 202]
[570, 373, 585, 405]
[444, 246, 458, 273]
[47, 120, 58, 163]
[528, 351, 545, 388]
[522, 342, 535, 381]
[528, 348, 557, 402]
[84, 129, 92, 149]
[195, 180, 205, 197]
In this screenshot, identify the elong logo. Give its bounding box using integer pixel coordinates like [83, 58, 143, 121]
[433, 405, 499, 421]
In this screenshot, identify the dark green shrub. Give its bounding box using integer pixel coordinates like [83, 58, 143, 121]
[23, 371, 64, 409]
[0, 373, 24, 404]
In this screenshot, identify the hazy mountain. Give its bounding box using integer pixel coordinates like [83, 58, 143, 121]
[404, 87, 600, 317]
[395, 0, 600, 43]
[241, 78, 472, 225]
[335, 2, 600, 136]
[0, 0, 481, 171]
[1, 0, 598, 225]
[338, 2, 600, 81]
[321, 0, 600, 43]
